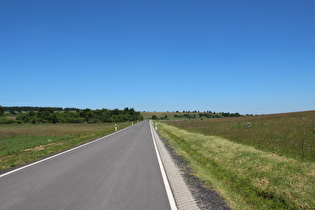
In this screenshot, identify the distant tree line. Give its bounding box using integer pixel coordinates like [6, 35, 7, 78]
[174, 114, 199, 119]
[2, 106, 80, 113]
[151, 115, 169, 120]
[151, 112, 241, 120]
[199, 112, 241, 118]
[0, 106, 143, 124]
[173, 112, 241, 119]
[196, 113, 221, 118]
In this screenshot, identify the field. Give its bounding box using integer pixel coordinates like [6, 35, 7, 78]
[164, 111, 315, 161]
[156, 111, 315, 209]
[0, 122, 129, 171]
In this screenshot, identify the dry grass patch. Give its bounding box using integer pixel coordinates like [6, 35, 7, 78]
[22, 142, 64, 152]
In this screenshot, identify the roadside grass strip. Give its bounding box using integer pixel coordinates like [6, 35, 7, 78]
[0, 123, 130, 171]
[157, 122, 315, 209]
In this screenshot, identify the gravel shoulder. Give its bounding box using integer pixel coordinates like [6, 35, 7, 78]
[157, 132, 230, 210]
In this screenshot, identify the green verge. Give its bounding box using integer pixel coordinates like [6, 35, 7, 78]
[163, 111, 315, 161]
[0, 122, 130, 171]
[157, 122, 314, 209]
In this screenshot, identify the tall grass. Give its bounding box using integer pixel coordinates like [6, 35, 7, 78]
[0, 123, 129, 170]
[157, 122, 315, 209]
[164, 111, 315, 161]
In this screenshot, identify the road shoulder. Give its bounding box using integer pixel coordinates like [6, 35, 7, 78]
[151, 121, 230, 210]
[150, 121, 199, 210]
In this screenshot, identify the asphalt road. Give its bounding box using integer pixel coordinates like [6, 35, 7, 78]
[0, 121, 171, 210]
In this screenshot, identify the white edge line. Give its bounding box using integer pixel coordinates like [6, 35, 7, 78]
[150, 120, 178, 210]
[0, 122, 140, 179]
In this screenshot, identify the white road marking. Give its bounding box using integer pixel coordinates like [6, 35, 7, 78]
[150, 120, 178, 210]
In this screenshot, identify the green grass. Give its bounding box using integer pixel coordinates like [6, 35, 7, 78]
[157, 122, 315, 209]
[0, 122, 130, 170]
[163, 111, 315, 161]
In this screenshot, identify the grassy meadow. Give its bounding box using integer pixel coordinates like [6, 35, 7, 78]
[156, 111, 315, 209]
[164, 111, 315, 161]
[0, 122, 130, 171]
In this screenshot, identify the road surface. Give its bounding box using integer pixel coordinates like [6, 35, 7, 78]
[0, 121, 171, 210]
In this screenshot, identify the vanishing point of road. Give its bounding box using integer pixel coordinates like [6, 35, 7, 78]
[0, 121, 171, 209]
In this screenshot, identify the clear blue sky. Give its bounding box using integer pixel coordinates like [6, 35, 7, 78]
[1, 0, 314, 114]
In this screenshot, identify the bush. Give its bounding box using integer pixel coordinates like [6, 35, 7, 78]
[151, 115, 158, 120]
[0, 117, 15, 124]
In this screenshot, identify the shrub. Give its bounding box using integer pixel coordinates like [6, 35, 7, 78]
[0, 117, 15, 124]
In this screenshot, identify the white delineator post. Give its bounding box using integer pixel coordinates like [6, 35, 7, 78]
[155, 123, 158, 131]
[115, 124, 117, 132]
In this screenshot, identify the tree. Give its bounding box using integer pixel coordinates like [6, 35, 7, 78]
[230, 112, 241, 117]
[10, 110, 16, 115]
[29, 111, 36, 117]
[0, 106, 4, 116]
[37, 108, 54, 123]
[151, 115, 158, 120]
[79, 109, 93, 122]
[112, 109, 120, 115]
[50, 113, 58, 124]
